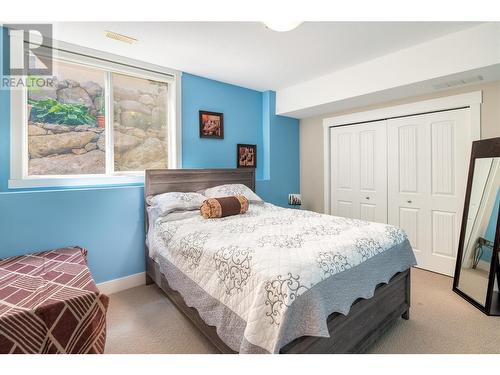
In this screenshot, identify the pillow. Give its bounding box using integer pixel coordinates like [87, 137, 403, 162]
[201, 196, 249, 219]
[201, 184, 263, 204]
[148, 192, 207, 217]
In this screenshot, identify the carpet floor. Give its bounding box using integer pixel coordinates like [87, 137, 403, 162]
[104, 268, 500, 354]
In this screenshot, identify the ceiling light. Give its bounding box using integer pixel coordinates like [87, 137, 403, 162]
[104, 30, 138, 44]
[263, 21, 303, 32]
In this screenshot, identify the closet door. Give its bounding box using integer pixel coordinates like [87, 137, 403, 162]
[330, 126, 358, 219]
[387, 114, 431, 272]
[387, 108, 470, 276]
[330, 120, 387, 223]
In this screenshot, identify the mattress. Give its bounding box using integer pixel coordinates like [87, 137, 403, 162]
[148, 203, 416, 353]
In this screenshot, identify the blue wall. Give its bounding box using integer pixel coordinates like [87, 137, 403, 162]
[0, 28, 300, 283]
[256, 91, 300, 207]
[485, 189, 500, 242]
[181, 75, 300, 206]
[182, 74, 265, 179]
[0, 188, 146, 283]
[481, 188, 500, 261]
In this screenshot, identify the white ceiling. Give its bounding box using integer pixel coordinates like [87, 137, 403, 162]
[53, 22, 481, 92]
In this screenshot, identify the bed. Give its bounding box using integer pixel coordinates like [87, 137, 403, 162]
[144, 168, 416, 354]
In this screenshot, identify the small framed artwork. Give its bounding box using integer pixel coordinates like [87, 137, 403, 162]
[199, 110, 224, 139]
[237, 144, 257, 168]
[288, 193, 302, 206]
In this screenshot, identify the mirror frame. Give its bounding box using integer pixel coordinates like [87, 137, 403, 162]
[453, 137, 500, 316]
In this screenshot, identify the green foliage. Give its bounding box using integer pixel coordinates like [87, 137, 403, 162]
[95, 94, 105, 113]
[28, 98, 96, 126]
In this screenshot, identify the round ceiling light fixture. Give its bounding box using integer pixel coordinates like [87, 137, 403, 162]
[263, 21, 303, 32]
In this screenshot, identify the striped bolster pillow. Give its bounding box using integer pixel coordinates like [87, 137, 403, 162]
[200, 196, 249, 219]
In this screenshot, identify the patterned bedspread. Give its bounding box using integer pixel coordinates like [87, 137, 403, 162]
[149, 203, 417, 353]
[0, 247, 109, 354]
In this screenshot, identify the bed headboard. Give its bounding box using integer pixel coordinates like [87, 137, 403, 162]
[144, 168, 256, 198]
[144, 168, 255, 250]
[143, 168, 255, 277]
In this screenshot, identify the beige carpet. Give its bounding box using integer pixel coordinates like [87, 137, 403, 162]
[104, 268, 500, 354]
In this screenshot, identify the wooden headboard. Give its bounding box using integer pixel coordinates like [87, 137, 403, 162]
[144, 168, 256, 252]
[144, 168, 255, 198]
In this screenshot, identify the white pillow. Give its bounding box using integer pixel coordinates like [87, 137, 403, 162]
[148, 192, 207, 216]
[202, 184, 263, 204]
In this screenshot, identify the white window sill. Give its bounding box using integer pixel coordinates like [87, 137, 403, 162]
[8, 175, 145, 189]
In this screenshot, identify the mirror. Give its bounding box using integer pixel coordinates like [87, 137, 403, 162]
[454, 138, 500, 316]
[458, 159, 498, 305]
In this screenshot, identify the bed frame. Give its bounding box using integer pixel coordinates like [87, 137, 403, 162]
[144, 168, 411, 354]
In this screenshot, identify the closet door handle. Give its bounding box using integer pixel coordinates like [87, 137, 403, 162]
[407, 200, 412, 204]
[365, 197, 370, 200]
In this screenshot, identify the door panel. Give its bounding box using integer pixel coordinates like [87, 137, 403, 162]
[398, 207, 420, 251]
[330, 121, 387, 223]
[337, 132, 354, 189]
[398, 125, 419, 193]
[388, 116, 430, 270]
[431, 120, 455, 195]
[359, 130, 376, 191]
[330, 128, 358, 218]
[431, 210, 456, 258]
[360, 203, 376, 222]
[359, 122, 387, 223]
[337, 201, 354, 218]
[388, 108, 470, 276]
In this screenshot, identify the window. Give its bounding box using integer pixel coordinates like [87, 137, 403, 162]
[112, 73, 168, 172]
[10, 45, 179, 188]
[27, 60, 107, 176]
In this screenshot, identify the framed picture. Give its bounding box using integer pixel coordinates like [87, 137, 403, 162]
[199, 110, 224, 139]
[237, 144, 257, 168]
[288, 193, 302, 206]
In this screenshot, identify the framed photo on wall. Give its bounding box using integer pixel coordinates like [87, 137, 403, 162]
[199, 110, 224, 139]
[237, 144, 257, 168]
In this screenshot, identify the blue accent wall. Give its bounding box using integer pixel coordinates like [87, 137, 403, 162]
[0, 188, 146, 283]
[181, 74, 265, 179]
[485, 188, 500, 242]
[181, 75, 300, 206]
[0, 28, 300, 283]
[1, 27, 9, 193]
[481, 188, 500, 261]
[256, 91, 300, 207]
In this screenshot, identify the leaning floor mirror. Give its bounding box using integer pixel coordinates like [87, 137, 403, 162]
[453, 137, 500, 316]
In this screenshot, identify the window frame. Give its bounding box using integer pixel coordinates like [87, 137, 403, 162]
[9, 39, 182, 189]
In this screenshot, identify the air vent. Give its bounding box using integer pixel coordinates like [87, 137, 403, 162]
[105, 30, 138, 44]
[433, 75, 484, 90]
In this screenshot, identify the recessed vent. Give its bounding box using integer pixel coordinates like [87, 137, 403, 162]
[105, 30, 138, 44]
[433, 75, 484, 90]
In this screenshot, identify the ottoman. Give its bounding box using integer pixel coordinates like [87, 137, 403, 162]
[0, 246, 109, 353]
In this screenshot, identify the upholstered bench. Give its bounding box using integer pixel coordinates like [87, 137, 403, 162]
[0, 246, 109, 354]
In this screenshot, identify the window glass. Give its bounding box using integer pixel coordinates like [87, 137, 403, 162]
[27, 60, 106, 175]
[112, 73, 168, 172]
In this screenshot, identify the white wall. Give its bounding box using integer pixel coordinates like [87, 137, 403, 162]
[278, 23, 500, 118]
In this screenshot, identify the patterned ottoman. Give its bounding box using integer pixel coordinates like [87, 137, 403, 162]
[0, 247, 109, 354]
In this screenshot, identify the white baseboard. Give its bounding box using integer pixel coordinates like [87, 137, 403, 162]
[97, 272, 146, 295]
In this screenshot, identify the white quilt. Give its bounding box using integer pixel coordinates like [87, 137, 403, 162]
[148, 203, 414, 353]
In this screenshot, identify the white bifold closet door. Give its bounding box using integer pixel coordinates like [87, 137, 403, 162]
[330, 120, 387, 223]
[387, 108, 470, 276]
